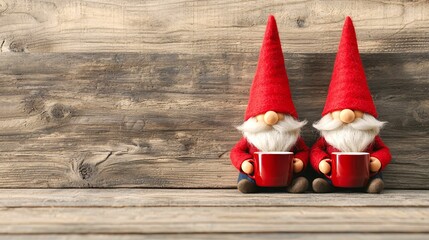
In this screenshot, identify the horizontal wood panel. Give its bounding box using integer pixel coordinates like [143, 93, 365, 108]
[1, 234, 428, 240]
[0, 52, 427, 188]
[0, 206, 427, 234]
[0, 189, 427, 207]
[0, 0, 428, 53]
[0, 189, 427, 236]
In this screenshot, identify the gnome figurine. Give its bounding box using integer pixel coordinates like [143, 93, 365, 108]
[230, 16, 309, 194]
[310, 17, 391, 194]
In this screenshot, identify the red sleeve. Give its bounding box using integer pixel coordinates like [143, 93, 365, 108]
[310, 137, 330, 174]
[230, 137, 253, 172]
[370, 135, 392, 171]
[291, 137, 309, 169]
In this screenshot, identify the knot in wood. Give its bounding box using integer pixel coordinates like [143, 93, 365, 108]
[0, 0, 8, 13]
[413, 104, 429, 124]
[296, 17, 306, 28]
[79, 163, 94, 180]
[48, 103, 72, 120]
[9, 41, 26, 52]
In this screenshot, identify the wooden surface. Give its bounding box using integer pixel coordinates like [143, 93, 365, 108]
[0, 0, 428, 189]
[0, 189, 427, 237]
[0, 2, 427, 238]
[0, 0, 428, 54]
[1, 234, 428, 240]
[0, 52, 427, 188]
[0, 189, 428, 207]
[2, 207, 428, 233]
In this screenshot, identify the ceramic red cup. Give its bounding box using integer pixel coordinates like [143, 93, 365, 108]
[250, 152, 294, 187]
[325, 152, 375, 188]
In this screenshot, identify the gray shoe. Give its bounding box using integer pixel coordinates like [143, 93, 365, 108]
[237, 179, 258, 193]
[312, 178, 334, 193]
[366, 178, 385, 194]
[287, 177, 309, 193]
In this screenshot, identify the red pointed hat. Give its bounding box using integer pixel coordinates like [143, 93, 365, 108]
[322, 16, 378, 117]
[244, 15, 297, 120]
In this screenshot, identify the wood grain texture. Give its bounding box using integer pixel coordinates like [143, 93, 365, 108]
[1, 234, 428, 240]
[0, 206, 428, 234]
[0, 189, 427, 236]
[0, 52, 427, 188]
[0, 0, 428, 53]
[0, 189, 427, 207]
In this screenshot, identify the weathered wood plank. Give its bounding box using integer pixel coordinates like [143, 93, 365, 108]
[0, 52, 427, 188]
[0, 189, 427, 236]
[0, 189, 427, 207]
[0, 234, 428, 240]
[0, 206, 427, 234]
[0, 0, 428, 53]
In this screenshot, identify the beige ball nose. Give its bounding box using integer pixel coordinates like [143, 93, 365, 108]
[339, 109, 355, 123]
[264, 111, 279, 126]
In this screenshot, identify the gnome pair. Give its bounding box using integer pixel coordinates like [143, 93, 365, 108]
[230, 16, 391, 194]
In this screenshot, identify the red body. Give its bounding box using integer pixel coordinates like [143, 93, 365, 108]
[231, 137, 309, 172]
[250, 152, 293, 187]
[326, 152, 372, 188]
[310, 136, 391, 174]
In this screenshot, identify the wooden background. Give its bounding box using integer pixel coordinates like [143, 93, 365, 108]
[0, 0, 427, 189]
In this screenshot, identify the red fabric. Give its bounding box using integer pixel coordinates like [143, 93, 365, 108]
[230, 137, 309, 172]
[310, 136, 391, 174]
[322, 16, 378, 117]
[244, 15, 297, 120]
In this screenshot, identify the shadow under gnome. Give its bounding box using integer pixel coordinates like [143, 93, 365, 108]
[310, 17, 392, 194]
[230, 15, 309, 194]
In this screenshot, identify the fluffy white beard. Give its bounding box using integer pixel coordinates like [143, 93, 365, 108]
[313, 113, 386, 152]
[237, 115, 307, 152]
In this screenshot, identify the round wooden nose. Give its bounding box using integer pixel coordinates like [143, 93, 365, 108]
[264, 111, 279, 126]
[339, 109, 355, 123]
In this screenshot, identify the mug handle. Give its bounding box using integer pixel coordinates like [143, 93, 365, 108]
[323, 159, 332, 179]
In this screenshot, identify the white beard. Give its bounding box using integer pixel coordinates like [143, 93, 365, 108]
[237, 115, 307, 152]
[313, 113, 386, 152]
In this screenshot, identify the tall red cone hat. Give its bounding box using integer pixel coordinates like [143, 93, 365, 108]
[322, 16, 378, 117]
[244, 15, 297, 120]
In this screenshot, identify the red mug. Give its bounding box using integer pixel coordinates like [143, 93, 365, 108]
[250, 152, 294, 187]
[325, 152, 375, 188]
